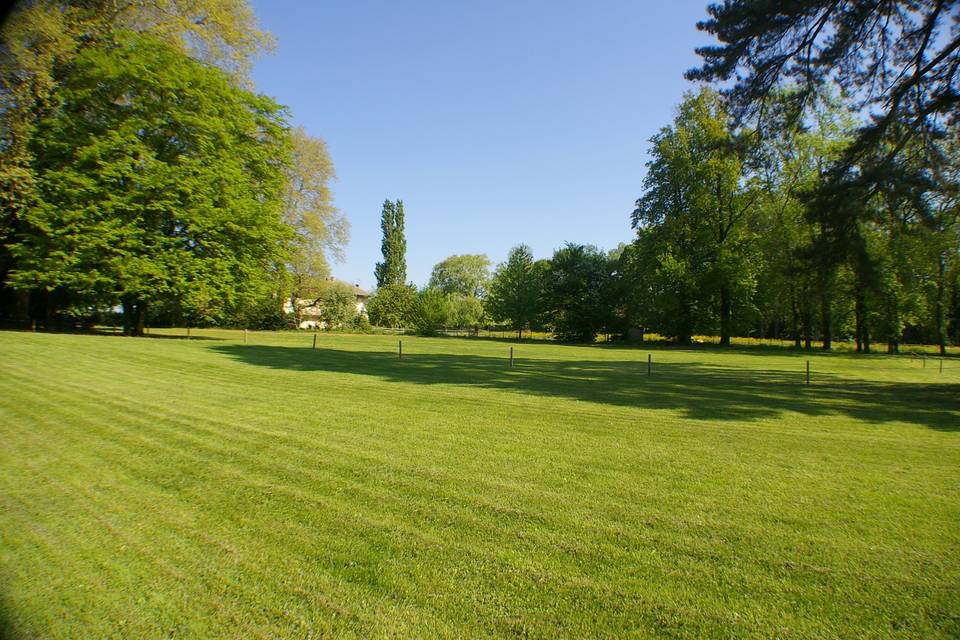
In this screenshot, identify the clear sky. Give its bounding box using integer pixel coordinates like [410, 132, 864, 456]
[249, 0, 714, 290]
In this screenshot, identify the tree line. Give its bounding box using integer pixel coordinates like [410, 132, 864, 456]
[369, 86, 957, 351]
[367, 1, 959, 352]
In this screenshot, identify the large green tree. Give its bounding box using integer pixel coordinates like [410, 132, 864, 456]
[751, 90, 854, 349]
[366, 283, 417, 329]
[428, 254, 491, 298]
[632, 89, 761, 345]
[0, 0, 272, 324]
[7, 31, 291, 335]
[486, 245, 541, 340]
[373, 199, 407, 288]
[541, 243, 611, 343]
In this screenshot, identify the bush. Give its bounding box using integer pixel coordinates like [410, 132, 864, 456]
[318, 280, 358, 330]
[352, 313, 372, 333]
[411, 289, 448, 336]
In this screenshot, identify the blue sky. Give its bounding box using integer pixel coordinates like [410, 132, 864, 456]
[250, 0, 714, 289]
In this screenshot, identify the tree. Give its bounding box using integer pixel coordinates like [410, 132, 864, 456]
[689, 0, 959, 174]
[410, 288, 449, 337]
[374, 199, 407, 288]
[632, 89, 761, 345]
[317, 280, 358, 330]
[6, 31, 291, 335]
[446, 293, 486, 330]
[428, 254, 491, 298]
[541, 243, 610, 343]
[750, 89, 854, 349]
[366, 283, 416, 328]
[283, 127, 348, 318]
[0, 0, 273, 324]
[486, 245, 541, 339]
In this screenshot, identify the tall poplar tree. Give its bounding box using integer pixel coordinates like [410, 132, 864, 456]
[374, 199, 407, 288]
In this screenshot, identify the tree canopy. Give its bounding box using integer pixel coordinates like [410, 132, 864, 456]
[283, 127, 348, 312]
[688, 1, 959, 174]
[428, 254, 491, 298]
[0, 0, 288, 328]
[486, 245, 542, 339]
[7, 31, 292, 334]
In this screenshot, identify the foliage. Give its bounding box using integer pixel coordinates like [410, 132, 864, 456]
[428, 254, 491, 298]
[6, 31, 291, 335]
[688, 0, 959, 175]
[366, 283, 417, 328]
[318, 280, 358, 330]
[486, 245, 542, 339]
[445, 293, 486, 330]
[541, 243, 610, 343]
[0, 0, 273, 324]
[373, 199, 407, 289]
[351, 311, 372, 333]
[631, 89, 760, 345]
[410, 288, 448, 337]
[283, 127, 348, 314]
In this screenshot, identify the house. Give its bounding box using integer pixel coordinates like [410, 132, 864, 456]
[352, 284, 370, 317]
[283, 281, 370, 329]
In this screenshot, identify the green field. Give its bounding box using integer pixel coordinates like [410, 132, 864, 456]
[1, 330, 958, 639]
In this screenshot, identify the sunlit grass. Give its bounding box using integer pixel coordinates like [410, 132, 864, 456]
[1, 329, 958, 638]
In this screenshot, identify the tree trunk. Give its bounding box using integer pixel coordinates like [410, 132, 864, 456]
[935, 253, 947, 356]
[135, 302, 147, 337]
[12, 289, 30, 327]
[122, 297, 134, 335]
[863, 327, 871, 353]
[791, 287, 801, 348]
[854, 293, 864, 353]
[820, 292, 832, 351]
[677, 290, 693, 345]
[719, 284, 731, 346]
[122, 297, 147, 336]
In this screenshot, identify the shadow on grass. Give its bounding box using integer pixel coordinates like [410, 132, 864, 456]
[140, 333, 224, 341]
[211, 345, 960, 431]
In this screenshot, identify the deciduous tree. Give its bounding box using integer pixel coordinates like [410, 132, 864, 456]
[7, 32, 291, 335]
[428, 254, 491, 298]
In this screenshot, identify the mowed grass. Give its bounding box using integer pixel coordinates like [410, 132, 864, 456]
[0, 330, 958, 639]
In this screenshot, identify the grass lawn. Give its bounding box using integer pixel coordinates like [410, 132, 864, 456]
[1, 329, 958, 639]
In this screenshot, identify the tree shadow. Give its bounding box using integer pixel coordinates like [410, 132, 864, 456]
[211, 345, 960, 432]
[140, 333, 224, 341]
